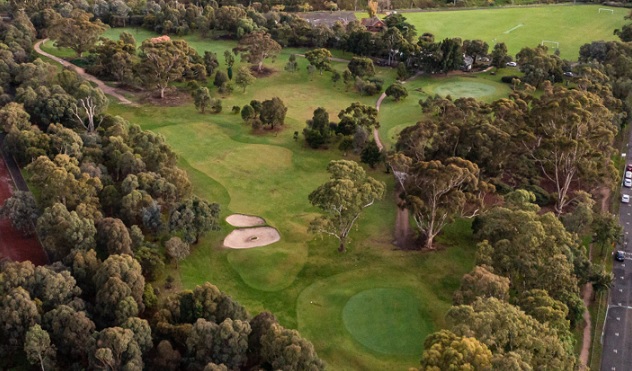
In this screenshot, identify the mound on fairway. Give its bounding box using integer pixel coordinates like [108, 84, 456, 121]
[342, 288, 429, 355]
[223, 227, 281, 249]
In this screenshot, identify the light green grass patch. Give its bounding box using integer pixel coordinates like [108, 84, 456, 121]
[432, 80, 497, 98]
[226, 242, 308, 291]
[297, 267, 442, 369]
[365, 5, 627, 60]
[343, 287, 429, 355]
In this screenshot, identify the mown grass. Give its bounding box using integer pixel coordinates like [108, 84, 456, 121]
[368, 4, 627, 60]
[51, 26, 497, 370]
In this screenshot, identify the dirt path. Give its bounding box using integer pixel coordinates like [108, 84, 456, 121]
[34, 39, 135, 105]
[374, 72, 424, 248]
[578, 186, 611, 368]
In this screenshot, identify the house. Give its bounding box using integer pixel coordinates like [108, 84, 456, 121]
[361, 17, 387, 32]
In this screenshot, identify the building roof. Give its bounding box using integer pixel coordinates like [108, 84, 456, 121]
[361, 17, 386, 28]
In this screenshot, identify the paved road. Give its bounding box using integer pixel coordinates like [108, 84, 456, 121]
[601, 136, 632, 371]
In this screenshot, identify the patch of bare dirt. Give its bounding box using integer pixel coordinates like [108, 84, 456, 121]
[249, 65, 276, 78]
[140, 88, 192, 107]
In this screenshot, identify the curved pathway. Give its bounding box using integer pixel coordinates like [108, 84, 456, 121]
[34, 39, 134, 105]
[374, 72, 424, 248]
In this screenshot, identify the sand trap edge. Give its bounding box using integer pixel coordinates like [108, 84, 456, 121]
[226, 214, 266, 227]
[223, 226, 281, 249]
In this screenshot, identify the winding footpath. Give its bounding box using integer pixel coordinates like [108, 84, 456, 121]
[34, 39, 134, 105]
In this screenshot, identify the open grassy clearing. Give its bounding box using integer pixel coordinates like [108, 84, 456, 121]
[44, 25, 508, 369]
[378, 71, 513, 149]
[368, 4, 627, 60]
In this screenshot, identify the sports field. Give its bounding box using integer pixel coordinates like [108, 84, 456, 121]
[374, 5, 627, 60]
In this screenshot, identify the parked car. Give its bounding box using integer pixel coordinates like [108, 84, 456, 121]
[623, 194, 630, 203]
[506, 61, 517, 67]
[626, 170, 632, 179]
[625, 178, 632, 188]
[615, 250, 626, 262]
[563, 71, 575, 77]
[626, 163, 632, 172]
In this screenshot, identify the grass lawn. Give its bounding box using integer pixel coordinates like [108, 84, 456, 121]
[365, 4, 627, 60]
[48, 26, 499, 369]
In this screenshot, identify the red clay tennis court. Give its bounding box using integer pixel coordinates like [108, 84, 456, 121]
[0, 154, 48, 266]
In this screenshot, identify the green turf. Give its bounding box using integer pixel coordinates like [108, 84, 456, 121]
[74, 27, 486, 370]
[363, 4, 628, 60]
[342, 288, 430, 355]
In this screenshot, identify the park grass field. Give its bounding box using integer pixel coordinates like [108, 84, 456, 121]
[46, 26, 505, 369]
[369, 4, 627, 60]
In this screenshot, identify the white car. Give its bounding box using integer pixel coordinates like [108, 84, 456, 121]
[623, 194, 630, 203]
[625, 178, 632, 188]
[506, 61, 517, 67]
[626, 171, 632, 179]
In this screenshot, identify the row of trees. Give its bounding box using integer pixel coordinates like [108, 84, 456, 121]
[0, 13, 324, 370]
[416, 190, 614, 370]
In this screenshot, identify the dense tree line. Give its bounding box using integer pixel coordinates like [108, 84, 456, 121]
[0, 14, 324, 370]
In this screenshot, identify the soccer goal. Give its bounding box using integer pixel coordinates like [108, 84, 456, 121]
[541, 40, 560, 49]
[599, 8, 614, 14]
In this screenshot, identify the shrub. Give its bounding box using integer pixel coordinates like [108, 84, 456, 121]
[210, 98, 222, 113]
[241, 105, 255, 121]
[232, 105, 241, 114]
[524, 184, 552, 206]
[501, 75, 520, 83]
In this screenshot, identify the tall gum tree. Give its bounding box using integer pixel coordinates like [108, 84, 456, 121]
[521, 82, 617, 214]
[233, 31, 281, 72]
[136, 38, 196, 99]
[308, 160, 385, 252]
[397, 156, 487, 250]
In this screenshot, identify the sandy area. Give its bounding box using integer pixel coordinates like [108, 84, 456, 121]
[226, 214, 266, 227]
[223, 227, 281, 249]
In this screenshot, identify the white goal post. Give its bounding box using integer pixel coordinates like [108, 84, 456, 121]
[541, 40, 560, 49]
[599, 8, 614, 14]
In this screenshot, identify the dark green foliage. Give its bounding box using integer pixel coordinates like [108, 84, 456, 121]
[303, 107, 332, 149]
[169, 197, 220, 244]
[360, 140, 382, 168]
[348, 57, 375, 78]
[385, 82, 408, 101]
[0, 190, 39, 236]
[213, 71, 229, 89]
[203, 51, 219, 76]
[259, 97, 287, 129]
[261, 324, 325, 371]
[241, 105, 255, 122]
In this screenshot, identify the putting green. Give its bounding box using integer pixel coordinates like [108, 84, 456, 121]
[431, 81, 497, 99]
[342, 288, 428, 355]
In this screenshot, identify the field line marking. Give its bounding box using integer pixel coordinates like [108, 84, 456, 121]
[504, 24, 524, 34]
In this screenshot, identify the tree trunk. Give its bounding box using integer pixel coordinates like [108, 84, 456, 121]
[160, 86, 166, 99]
[338, 241, 346, 253]
[258, 61, 263, 72]
[424, 234, 435, 250]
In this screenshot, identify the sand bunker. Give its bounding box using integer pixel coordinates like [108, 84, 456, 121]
[226, 214, 266, 227]
[223, 227, 281, 249]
